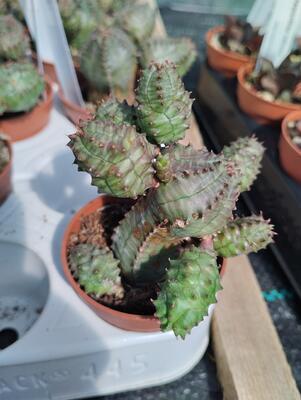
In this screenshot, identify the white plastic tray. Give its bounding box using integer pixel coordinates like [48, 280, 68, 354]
[0, 104, 214, 400]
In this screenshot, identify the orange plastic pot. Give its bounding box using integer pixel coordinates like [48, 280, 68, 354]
[0, 138, 12, 205]
[279, 111, 301, 183]
[58, 89, 92, 125]
[237, 64, 301, 124]
[42, 60, 58, 84]
[205, 26, 252, 78]
[0, 78, 54, 142]
[32, 54, 58, 84]
[62, 195, 227, 333]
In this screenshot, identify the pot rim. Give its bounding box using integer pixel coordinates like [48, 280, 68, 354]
[0, 135, 12, 180]
[206, 25, 252, 63]
[61, 195, 227, 327]
[58, 88, 92, 119]
[281, 111, 301, 157]
[238, 63, 301, 111]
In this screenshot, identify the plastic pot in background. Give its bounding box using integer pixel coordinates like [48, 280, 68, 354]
[237, 64, 301, 124]
[279, 111, 301, 183]
[0, 137, 12, 205]
[58, 89, 92, 125]
[62, 195, 226, 334]
[0, 78, 54, 142]
[205, 26, 251, 78]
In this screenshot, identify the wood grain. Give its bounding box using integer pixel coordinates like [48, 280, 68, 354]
[212, 255, 300, 400]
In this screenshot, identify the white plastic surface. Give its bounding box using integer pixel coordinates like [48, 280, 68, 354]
[0, 103, 215, 399]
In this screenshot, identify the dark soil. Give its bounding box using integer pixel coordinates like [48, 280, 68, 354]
[287, 120, 301, 150]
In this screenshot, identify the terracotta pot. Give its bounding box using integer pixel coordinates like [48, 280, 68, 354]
[237, 64, 301, 124]
[58, 89, 92, 125]
[62, 195, 226, 333]
[205, 26, 252, 78]
[0, 78, 54, 142]
[0, 138, 12, 205]
[32, 54, 58, 84]
[42, 61, 58, 84]
[279, 111, 301, 183]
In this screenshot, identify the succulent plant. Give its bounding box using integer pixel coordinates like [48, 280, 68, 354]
[142, 37, 197, 77]
[79, 27, 137, 97]
[223, 136, 264, 192]
[247, 54, 301, 104]
[68, 62, 274, 338]
[115, 2, 156, 46]
[219, 16, 262, 56]
[136, 62, 193, 145]
[154, 246, 222, 338]
[0, 134, 9, 173]
[60, 0, 196, 99]
[213, 215, 274, 257]
[0, 62, 44, 115]
[0, 15, 30, 61]
[69, 243, 124, 299]
[58, 0, 107, 51]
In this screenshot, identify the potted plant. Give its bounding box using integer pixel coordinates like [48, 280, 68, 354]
[206, 16, 261, 77]
[279, 111, 301, 183]
[61, 62, 274, 338]
[57, 0, 197, 123]
[0, 14, 53, 141]
[0, 133, 12, 205]
[237, 54, 301, 124]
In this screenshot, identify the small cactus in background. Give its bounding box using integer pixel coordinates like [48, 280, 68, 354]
[142, 37, 197, 77]
[79, 27, 137, 97]
[59, 0, 197, 100]
[68, 62, 274, 338]
[0, 15, 30, 61]
[0, 63, 44, 115]
[0, 134, 10, 173]
[58, 0, 107, 51]
[115, 2, 156, 46]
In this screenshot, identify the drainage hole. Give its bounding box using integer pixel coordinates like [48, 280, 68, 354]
[0, 328, 19, 350]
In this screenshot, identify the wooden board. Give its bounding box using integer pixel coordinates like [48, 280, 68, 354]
[145, 0, 204, 150]
[212, 255, 300, 400]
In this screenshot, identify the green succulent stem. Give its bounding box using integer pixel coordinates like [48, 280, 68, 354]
[213, 215, 274, 257]
[154, 246, 222, 338]
[69, 243, 124, 299]
[223, 136, 264, 192]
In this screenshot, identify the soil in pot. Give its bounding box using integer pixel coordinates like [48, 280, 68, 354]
[0, 78, 53, 142]
[237, 63, 301, 124]
[218, 16, 261, 58]
[286, 119, 301, 150]
[279, 112, 301, 183]
[0, 135, 12, 205]
[206, 17, 261, 77]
